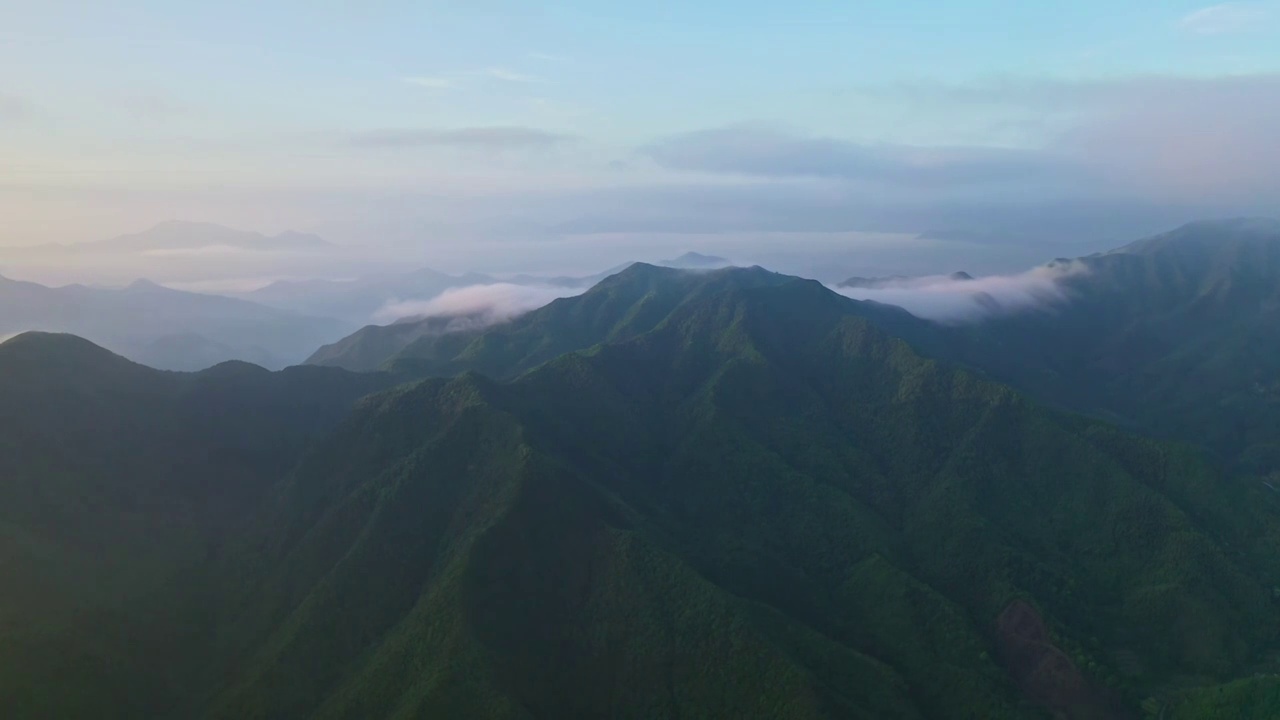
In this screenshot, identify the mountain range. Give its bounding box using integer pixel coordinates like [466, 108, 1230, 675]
[0, 274, 347, 370]
[244, 253, 733, 324]
[4, 220, 1280, 718]
[313, 219, 1280, 477]
[0, 219, 744, 371]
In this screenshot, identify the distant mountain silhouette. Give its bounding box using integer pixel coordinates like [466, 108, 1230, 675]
[659, 251, 732, 269]
[0, 273, 345, 370]
[838, 271, 972, 288]
[88, 220, 331, 252]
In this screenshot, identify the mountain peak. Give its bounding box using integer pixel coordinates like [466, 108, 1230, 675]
[659, 251, 732, 269]
[606, 261, 778, 289]
[125, 278, 169, 293]
[0, 331, 134, 372]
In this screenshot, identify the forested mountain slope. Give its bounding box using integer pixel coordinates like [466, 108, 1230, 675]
[213, 273, 1280, 718]
[6, 255, 1280, 719]
[912, 218, 1280, 474]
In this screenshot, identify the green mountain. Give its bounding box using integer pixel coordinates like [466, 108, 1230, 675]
[202, 269, 1280, 719]
[7, 253, 1280, 718]
[313, 219, 1280, 477]
[909, 218, 1280, 476]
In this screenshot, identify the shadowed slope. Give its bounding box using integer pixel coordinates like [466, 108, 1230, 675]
[0, 333, 395, 719]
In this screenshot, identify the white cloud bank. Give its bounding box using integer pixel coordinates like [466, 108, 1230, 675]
[373, 283, 584, 326]
[833, 262, 1087, 323]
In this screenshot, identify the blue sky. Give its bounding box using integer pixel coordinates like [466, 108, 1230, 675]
[2, 0, 1280, 272]
[5, 0, 1275, 139]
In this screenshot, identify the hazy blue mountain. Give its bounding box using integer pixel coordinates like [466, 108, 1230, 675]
[90, 221, 331, 252]
[499, 267, 628, 288]
[838, 271, 972, 289]
[659, 251, 733, 269]
[0, 274, 347, 370]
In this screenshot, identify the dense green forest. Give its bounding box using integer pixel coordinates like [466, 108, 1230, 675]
[900, 219, 1280, 477]
[5, 221, 1280, 718]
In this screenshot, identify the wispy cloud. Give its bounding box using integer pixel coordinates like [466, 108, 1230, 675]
[404, 75, 455, 89]
[1179, 2, 1270, 34]
[479, 67, 544, 83]
[348, 125, 573, 149]
[672, 74, 1280, 204]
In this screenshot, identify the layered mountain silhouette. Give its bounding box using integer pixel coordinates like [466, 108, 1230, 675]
[6, 222, 1280, 718]
[0, 274, 347, 370]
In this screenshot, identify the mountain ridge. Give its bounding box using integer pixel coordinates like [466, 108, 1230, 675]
[8, 219, 1280, 718]
[207, 269, 1280, 718]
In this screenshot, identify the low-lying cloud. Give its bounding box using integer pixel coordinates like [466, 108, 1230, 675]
[373, 283, 584, 326]
[833, 262, 1087, 323]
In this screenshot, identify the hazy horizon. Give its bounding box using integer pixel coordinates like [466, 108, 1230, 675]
[4, 0, 1279, 285]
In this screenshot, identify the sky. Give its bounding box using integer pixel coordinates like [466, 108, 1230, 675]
[3, 0, 1280, 276]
